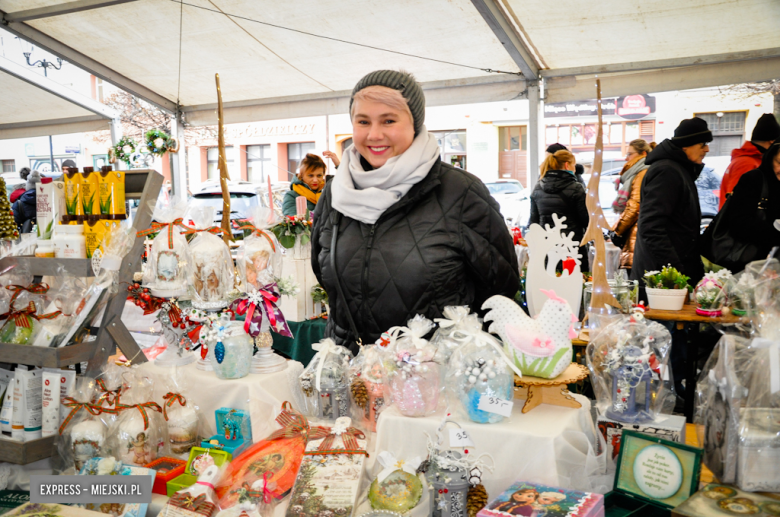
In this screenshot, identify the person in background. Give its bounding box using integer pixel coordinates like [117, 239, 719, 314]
[610, 139, 655, 274]
[631, 118, 710, 285]
[546, 143, 567, 154]
[574, 163, 586, 187]
[282, 153, 326, 216]
[9, 167, 30, 203]
[719, 113, 780, 208]
[722, 142, 780, 270]
[311, 70, 518, 352]
[529, 149, 589, 261]
[12, 170, 41, 232]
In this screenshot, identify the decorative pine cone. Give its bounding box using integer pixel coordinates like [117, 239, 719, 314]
[467, 484, 488, 517]
[350, 378, 368, 408]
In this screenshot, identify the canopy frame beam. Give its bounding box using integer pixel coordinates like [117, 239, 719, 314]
[2, 0, 140, 23]
[469, 0, 539, 78]
[1, 14, 177, 113]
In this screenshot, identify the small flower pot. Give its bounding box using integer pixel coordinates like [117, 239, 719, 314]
[646, 287, 688, 311]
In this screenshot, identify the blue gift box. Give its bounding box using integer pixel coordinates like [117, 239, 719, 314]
[200, 407, 251, 456]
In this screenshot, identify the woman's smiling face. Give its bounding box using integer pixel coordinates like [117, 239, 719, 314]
[351, 90, 415, 168]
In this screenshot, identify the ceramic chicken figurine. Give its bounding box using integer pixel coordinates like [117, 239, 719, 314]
[482, 290, 577, 379]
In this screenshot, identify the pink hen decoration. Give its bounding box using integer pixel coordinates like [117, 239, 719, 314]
[483, 291, 576, 379]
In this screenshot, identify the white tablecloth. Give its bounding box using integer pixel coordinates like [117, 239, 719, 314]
[138, 360, 305, 442]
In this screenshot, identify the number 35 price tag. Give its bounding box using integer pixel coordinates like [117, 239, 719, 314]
[478, 395, 514, 417]
[449, 428, 475, 447]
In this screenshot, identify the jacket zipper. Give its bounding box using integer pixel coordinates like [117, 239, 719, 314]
[360, 224, 377, 321]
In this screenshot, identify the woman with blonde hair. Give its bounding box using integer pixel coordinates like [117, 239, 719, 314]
[529, 149, 589, 260]
[311, 70, 518, 353]
[282, 153, 327, 216]
[610, 139, 656, 272]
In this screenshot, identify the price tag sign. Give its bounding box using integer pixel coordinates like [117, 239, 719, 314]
[477, 395, 513, 417]
[449, 428, 474, 447]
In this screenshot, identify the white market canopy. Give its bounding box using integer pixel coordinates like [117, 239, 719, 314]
[2, 0, 778, 127]
[0, 53, 119, 139]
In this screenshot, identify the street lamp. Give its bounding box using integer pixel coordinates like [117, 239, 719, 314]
[23, 51, 63, 174]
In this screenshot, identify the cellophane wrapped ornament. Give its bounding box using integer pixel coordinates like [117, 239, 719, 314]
[431, 307, 478, 368]
[368, 451, 424, 513]
[141, 198, 191, 298]
[94, 224, 136, 295]
[299, 339, 353, 421]
[237, 207, 281, 294]
[383, 315, 440, 417]
[216, 402, 330, 508]
[586, 312, 675, 423]
[31, 274, 88, 347]
[695, 334, 752, 485]
[0, 283, 54, 345]
[445, 327, 518, 424]
[55, 377, 108, 474]
[728, 270, 754, 317]
[188, 206, 234, 310]
[105, 373, 169, 466]
[349, 341, 389, 432]
[694, 269, 732, 316]
[162, 367, 203, 460]
[207, 315, 253, 380]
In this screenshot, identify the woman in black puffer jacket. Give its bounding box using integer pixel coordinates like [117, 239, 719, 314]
[311, 70, 519, 353]
[529, 149, 589, 261]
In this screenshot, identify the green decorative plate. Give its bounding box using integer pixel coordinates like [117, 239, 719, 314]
[368, 470, 423, 513]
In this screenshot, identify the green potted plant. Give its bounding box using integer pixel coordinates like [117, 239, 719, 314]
[643, 265, 691, 310]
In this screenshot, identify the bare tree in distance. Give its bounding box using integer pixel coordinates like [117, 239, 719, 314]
[89, 90, 216, 145]
[719, 80, 780, 122]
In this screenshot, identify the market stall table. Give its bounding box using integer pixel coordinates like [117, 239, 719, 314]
[271, 318, 327, 364]
[138, 359, 305, 441]
[642, 302, 748, 423]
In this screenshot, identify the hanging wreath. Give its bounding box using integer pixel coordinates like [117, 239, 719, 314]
[113, 137, 137, 164]
[145, 129, 177, 156]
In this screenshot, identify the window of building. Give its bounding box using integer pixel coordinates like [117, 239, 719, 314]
[694, 111, 747, 157]
[498, 126, 526, 151]
[246, 144, 271, 183]
[1, 160, 15, 173]
[545, 120, 655, 155]
[92, 155, 108, 170]
[287, 142, 315, 179]
[207, 146, 235, 180]
[431, 130, 467, 168]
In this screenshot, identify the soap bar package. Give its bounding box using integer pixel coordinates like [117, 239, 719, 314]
[477, 480, 604, 517]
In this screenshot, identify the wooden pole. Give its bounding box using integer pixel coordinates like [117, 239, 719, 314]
[215, 73, 233, 246]
[581, 79, 621, 313]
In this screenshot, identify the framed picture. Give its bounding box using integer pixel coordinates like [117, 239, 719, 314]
[614, 430, 703, 509]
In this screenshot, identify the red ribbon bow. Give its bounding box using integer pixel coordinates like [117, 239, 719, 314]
[94, 378, 122, 407]
[136, 218, 187, 249]
[116, 401, 163, 430]
[0, 284, 60, 329]
[162, 392, 186, 421]
[307, 426, 367, 456]
[233, 221, 276, 252]
[180, 225, 223, 237]
[230, 284, 291, 338]
[268, 401, 330, 442]
[59, 397, 114, 435]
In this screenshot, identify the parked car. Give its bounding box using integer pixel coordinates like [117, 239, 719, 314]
[189, 181, 260, 240]
[485, 179, 530, 226]
[580, 167, 623, 226]
[254, 181, 290, 219]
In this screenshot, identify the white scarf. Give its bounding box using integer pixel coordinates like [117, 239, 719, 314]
[331, 127, 440, 224]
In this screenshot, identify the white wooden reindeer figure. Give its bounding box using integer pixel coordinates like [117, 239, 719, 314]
[525, 213, 583, 318]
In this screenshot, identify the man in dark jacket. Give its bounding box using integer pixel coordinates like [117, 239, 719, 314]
[12, 170, 41, 232]
[631, 118, 711, 286]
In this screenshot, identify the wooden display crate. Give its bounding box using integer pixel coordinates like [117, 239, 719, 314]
[0, 435, 55, 465]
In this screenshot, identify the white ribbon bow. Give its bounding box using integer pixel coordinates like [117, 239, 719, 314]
[376, 451, 422, 483]
[752, 338, 780, 395]
[311, 338, 346, 392]
[466, 327, 524, 379]
[387, 326, 428, 350]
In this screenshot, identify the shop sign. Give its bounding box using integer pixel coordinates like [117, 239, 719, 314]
[545, 94, 655, 120]
[240, 123, 316, 138]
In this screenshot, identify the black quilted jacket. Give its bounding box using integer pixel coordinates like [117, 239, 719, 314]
[529, 169, 589, 246]
[311, 159, 519, 353]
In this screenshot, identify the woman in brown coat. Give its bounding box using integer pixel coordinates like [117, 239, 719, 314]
[611, 139, 655, 272]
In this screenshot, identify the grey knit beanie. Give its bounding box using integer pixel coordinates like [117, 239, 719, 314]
[350, 70, 425, 136]
[26, 170, 41, 191]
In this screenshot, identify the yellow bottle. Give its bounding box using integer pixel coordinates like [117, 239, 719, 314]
[63, 169, 84, 224]
[80, 167, 100, 219]
[84, 219, 120, 259]
[98, 166, 126, 220]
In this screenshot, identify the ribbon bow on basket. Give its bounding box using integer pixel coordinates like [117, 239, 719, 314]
[267, 401, 330, 442]
[116, 401, 163, 430]
[376, 451, 422, 483]
[305, 417, 367, 456]
[136, 218, 188, 249]
[162, 392, 187, 421]
[94, 378, 123, 407]
[0, 284, 61, 329]
[59, 397, 115, 435]
[230, 283, 292, 338]
[234, 221, 276, 252]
